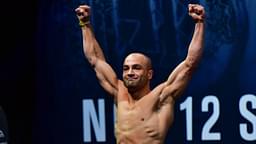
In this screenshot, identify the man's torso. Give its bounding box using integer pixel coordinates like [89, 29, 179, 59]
[114, 82, 174, 144]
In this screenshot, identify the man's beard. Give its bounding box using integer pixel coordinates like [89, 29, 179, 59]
[124, 79, 139, 88]
[123, 77, 147, 92]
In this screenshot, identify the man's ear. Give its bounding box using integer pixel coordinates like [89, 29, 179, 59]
[148, 69, 153, 80]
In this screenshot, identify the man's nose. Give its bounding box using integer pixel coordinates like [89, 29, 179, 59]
[127, 69, 135, 76]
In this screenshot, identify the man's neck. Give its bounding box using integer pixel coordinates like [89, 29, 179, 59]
[129, 86, 151, 101]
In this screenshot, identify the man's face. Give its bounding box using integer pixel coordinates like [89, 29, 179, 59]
[122, 53, 152, 91]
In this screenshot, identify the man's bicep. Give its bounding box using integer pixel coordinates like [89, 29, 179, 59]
[163, 61, 193, 100]
[94, 59, 119, 97]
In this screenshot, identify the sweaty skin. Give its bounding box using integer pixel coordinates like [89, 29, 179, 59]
[75, 4, 205, 144]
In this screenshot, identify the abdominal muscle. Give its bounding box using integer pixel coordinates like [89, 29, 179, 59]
[114, 101, 163, 144]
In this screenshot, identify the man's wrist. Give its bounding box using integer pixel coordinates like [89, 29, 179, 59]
[79, 16, 90, 27]
[195, 19, 204, 23]
[79, 19, 90, 27]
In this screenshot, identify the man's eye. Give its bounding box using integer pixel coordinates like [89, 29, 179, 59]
[123, 67, 128, 70]
[134, 66, 142, 69]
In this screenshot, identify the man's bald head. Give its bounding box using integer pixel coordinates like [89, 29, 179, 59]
[123, 53, 152, 70]
[122, 52, 153, 92]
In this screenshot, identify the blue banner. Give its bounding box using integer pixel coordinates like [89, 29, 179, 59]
[34, 0, 256, 143]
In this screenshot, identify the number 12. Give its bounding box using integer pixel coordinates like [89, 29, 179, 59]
[180, 96, 221, 141]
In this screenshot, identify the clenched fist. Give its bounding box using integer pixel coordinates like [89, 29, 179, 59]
[188, 4, 205, 22]
[75, 5, 91, 26]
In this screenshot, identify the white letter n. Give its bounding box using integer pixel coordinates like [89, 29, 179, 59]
[83, 99, 106, 142]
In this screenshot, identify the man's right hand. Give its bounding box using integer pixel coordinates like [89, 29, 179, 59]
[188, 4, 205, 22]
[75, 5, 91, 25]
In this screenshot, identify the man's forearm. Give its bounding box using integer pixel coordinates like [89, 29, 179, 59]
[186, 21, 204, 67]
[82, 24, 106, 65]
[93, 38, 106, 61]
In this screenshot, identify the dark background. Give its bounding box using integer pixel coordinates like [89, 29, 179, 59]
[1, 0, 256, 144]
[1, 1, 37, 144]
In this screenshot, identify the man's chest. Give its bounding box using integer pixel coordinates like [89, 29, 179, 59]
[116, 101, 159, 130]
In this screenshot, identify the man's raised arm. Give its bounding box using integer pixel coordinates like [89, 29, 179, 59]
[75, 5, 119, 98]
[159, 4, 205, 101]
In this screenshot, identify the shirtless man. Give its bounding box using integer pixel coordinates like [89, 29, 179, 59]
[75, 3, 205, 144]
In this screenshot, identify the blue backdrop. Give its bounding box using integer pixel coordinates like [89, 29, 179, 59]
[34, 0, 256, 143]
